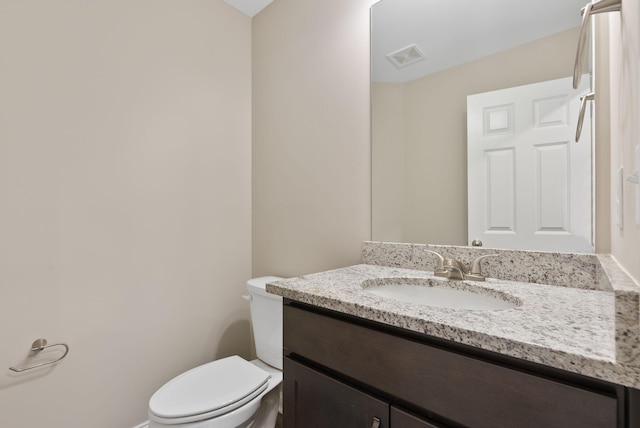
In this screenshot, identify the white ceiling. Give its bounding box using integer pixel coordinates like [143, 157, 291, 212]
[372, 0, 587, 83]
[224, 0, 273, 17]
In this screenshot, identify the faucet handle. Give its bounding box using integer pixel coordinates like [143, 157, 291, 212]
[423, 249, 448, 277]
[465, 254, 499, 281]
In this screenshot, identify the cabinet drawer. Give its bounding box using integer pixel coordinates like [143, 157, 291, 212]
[284, 305, 618, 428]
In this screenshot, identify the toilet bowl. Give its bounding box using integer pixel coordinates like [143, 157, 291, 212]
[147, 276, 283, 428]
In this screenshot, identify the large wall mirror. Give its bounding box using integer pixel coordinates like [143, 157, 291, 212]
[371, 0, 595, 253]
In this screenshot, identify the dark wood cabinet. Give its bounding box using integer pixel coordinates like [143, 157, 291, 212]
[284, 357, 441, 428]
[284, 358, 389, 428]
[283, 300, 639, 428]
[390, 406, 443, 428]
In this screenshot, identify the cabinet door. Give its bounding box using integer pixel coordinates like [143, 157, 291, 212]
[283, 357, 389, 428]
[391, 406, 443, 428]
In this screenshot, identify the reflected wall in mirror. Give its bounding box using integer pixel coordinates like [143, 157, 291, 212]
[371, 0, 595, 253]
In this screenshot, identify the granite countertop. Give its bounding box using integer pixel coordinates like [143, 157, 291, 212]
[267, 262, 640, 388]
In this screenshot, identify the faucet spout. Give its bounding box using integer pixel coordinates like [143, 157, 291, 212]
[442, 258, 467, 280]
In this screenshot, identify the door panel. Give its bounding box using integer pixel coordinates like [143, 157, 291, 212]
[486, 148, 516, 231]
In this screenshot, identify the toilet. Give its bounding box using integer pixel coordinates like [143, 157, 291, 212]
[147, 276, 284, 428]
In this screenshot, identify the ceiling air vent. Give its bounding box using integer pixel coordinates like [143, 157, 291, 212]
[386, 43, 425, 68]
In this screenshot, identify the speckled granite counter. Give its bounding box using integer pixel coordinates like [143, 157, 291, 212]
[266, 242, 640, 388]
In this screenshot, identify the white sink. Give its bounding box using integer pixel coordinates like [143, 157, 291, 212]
[363, 279, 519, 310]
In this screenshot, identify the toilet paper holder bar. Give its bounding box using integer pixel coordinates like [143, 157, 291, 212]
[9, 338, 70, 372]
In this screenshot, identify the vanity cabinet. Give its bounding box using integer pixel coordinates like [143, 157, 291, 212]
[283, 300, 639, 428]
[285, 357, 440, 427]
[391, 407, 441, 428]
[284, 357, 390, 427]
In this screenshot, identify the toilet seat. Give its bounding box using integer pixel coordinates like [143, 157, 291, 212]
[149, 356, 270, 425]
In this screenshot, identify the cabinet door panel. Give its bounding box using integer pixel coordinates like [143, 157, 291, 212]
[391, 406, 443, 428]
[283, 357, 389, 428]
[284, 305, 618, 428]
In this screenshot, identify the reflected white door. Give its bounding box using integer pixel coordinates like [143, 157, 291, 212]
[467, 76, 593, 252]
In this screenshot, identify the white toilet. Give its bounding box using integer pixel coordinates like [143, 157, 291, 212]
[147, 276, 284, 428]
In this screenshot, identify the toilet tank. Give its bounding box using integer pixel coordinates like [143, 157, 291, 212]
[246, 276, 283, 370]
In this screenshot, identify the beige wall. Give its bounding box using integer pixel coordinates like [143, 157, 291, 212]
[373, 28, 580, 246]
[252, 0, 374, 277]
[606, 0, 640, 282]
[0, 2, 252, 427]
[595, 15, 613, 255]
[372, 83, 405, 243]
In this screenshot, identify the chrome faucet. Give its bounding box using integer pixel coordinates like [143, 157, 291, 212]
[424, 250, 497, 281]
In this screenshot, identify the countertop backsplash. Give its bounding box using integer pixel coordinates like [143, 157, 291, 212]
[362, 241, 610, 291]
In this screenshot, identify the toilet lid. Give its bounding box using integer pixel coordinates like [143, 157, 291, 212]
[149, 356, 270, 420]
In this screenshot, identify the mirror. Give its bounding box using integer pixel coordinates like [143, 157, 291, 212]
[371, 0, 594, 252]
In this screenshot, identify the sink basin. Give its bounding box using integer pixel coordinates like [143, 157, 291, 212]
[362, 278, 519, 310]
